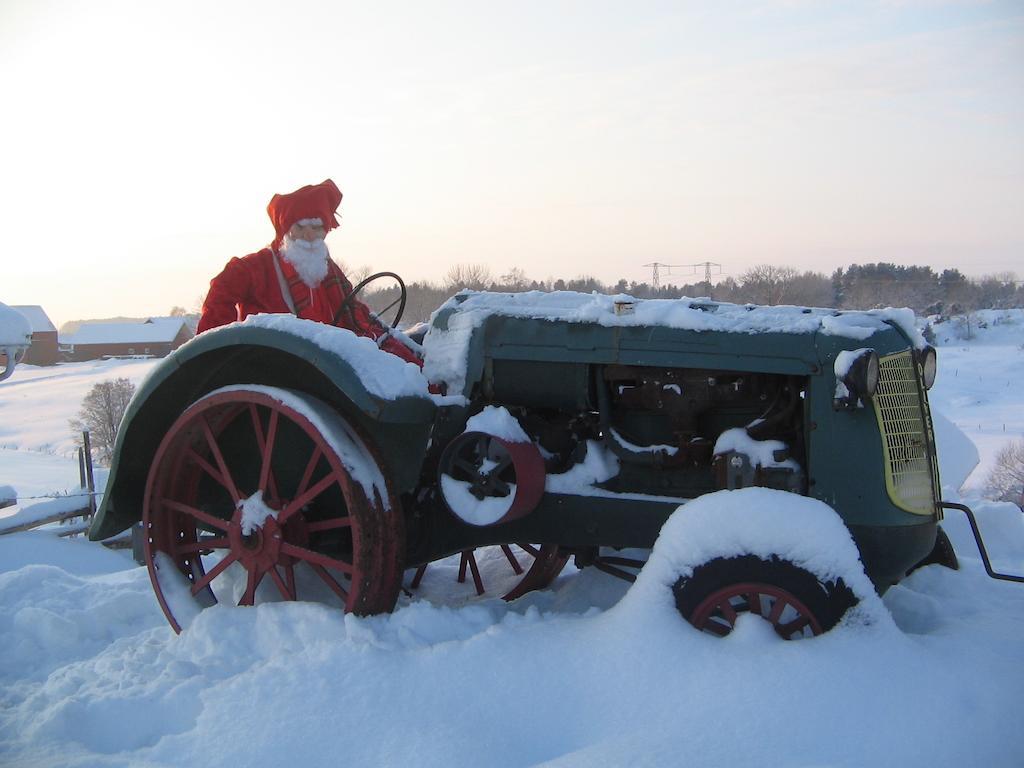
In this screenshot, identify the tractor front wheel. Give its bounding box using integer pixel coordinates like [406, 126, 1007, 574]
[673, 555, 856, 640]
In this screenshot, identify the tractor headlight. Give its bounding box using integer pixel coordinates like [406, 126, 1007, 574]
[834, 348, 879, 408]
[853, 349, 880, 399]
[920, 345, 937, 390]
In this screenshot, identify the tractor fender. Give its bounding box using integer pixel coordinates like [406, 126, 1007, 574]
[89, 321, 436, 541]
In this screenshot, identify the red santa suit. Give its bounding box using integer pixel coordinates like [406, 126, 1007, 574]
[197, 179, 421, 367]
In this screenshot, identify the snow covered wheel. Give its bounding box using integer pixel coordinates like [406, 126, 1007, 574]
[410, 542, 568, 600]
[142, 387, 404, 633]
[673, 555, 856, 640]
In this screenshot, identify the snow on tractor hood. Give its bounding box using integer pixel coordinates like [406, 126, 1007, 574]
[428, 290, 924, 344]
[198, 314, 432, 400]
[423, 289, 925, 397]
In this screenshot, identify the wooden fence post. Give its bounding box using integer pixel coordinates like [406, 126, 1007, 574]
[82, 431, 96, 518]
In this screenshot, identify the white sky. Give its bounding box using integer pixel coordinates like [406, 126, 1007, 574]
[2, 0, 1022, 327]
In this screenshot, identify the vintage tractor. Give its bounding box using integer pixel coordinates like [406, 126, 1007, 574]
[90, 283, 986, 638]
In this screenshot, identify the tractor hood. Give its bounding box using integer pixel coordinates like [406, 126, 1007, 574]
[424, 291, 925, 397]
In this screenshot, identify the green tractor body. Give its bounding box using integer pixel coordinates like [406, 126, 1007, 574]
[91, 290, 942, 616]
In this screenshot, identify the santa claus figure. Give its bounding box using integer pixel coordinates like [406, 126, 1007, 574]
[197, 179, 422, 366]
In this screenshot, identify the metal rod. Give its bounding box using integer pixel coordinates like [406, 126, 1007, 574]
[593, 560, 638, 583]
[597, 556, 647, 569]
[937, 501, 1024, 584]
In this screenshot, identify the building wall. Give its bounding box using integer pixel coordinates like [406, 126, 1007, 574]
[171, 326, 193, 351]
[23, 331, 59, 366]
[66, 340, 181, 362]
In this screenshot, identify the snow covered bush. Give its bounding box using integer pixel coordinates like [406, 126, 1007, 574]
[985, 438, 1024, 509]
[69, 377, 136, 464]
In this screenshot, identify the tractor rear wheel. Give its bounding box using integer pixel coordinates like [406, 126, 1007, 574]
[142, 387, 404, 632]
[673, 555, 856, 640]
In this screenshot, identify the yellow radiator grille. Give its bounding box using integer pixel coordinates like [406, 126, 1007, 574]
[872, 351, 938, 515]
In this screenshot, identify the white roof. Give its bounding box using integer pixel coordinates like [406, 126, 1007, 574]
[9, 305, 56, 334]
[61, 317, 192, 346]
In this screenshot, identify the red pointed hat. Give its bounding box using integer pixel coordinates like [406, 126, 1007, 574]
[267, 179, 343, 245]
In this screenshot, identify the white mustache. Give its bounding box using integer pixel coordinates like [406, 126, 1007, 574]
[281, 235, 330, 288]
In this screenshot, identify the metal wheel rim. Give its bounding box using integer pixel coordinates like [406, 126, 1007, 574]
[142, 389, 390, 632]
[690, 581, 824, 639]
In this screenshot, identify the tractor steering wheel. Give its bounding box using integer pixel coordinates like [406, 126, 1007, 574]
[332, 271, 408, 332]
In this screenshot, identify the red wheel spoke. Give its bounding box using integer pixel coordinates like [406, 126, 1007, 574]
[159, 498, 231, 533]
[239, 568, 265, 606]
[778, 615, 811, 639]
[176, 537, 230, 554]
[184, 449, 234, 498]
[190, 552, 238, 596]
[305, 516, 352, 533]
[310, 563, 350, 603]
[703, 619, 731, 637]
[250, 404, 280, 501]
[279, 542, 354, 574]
[717, 599, 738, 626]
[268, 566, 296, 600]
[500, 544, 524, 575]
[768, 597, 788, 626]
[280, 471, 342, 523]
[747, 590, 764, 616]
[296, 446, 324, 499]
[200, 415, 241, 504]
[516, 543, 540, 558]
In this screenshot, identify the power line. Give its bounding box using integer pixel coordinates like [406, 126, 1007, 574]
[641, 262, 723, 293]
[642, 262, 684, 289]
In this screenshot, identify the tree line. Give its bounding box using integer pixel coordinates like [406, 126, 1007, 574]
[358, 262, 1024, 326]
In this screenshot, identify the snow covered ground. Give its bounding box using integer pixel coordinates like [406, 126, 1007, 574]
[1, 317, 1023, 768]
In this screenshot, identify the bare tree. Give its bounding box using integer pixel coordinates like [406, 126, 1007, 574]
[70, 378, 136, 465]
[169, 306, 187, 317]
[739, 265, 799, 305]
[985, 439, 1024, 509]
[338, 262, 373, 286]
[497, 267, 529, 291]
[445, 263, 492, 291]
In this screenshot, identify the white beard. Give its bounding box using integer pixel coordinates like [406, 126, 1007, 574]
[280, 235, 330, 288]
